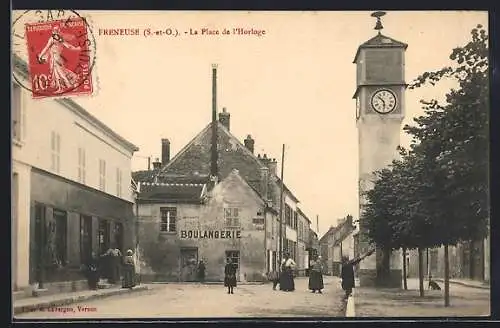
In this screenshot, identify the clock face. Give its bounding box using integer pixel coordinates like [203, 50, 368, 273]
[371, 89, 397, 114]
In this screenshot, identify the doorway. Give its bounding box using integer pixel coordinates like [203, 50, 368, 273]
[225, 250, 240, 281]
[180, 248, 198, 282]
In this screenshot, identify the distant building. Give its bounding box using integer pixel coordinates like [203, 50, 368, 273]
[12, 57, 139, 296]
[296, 208, 312, 276]
[318, 215, 356, 276]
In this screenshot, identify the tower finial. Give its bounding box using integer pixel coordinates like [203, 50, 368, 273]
[371, 11, 386, 34]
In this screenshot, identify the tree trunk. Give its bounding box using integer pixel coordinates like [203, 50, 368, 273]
[444, 244, 450, 307]
[418, 247, 424, 297]
[402, 247, 408, 290]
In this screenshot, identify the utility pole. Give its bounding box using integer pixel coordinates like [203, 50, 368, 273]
[278, 144, 285, 268]
[316, 215, 319, 234]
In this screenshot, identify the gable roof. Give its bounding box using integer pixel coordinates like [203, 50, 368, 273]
[155, 120, 300, 203]
[353, 33, 408, 63]
[137, 181, 207, 204]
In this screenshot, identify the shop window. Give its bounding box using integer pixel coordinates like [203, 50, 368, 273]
[224, 207, 240, 227]
[80, 215, 92, 265]
[113, 221, 124, 252]
[226, 250, 240, 269]
[160, 207, 177, 232]
[98, 219, 110, 255]
[53, 209, 67, 267]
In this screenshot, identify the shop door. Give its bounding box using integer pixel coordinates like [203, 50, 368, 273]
[180, 248, 198, 282]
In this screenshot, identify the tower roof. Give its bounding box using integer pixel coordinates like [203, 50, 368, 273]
[353, 33, 408, 63]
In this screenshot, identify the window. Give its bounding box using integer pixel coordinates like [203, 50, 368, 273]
[53, 209, 68, 266]
[12, 84, 21, 141]
[252, 217, 265, 225]
[224, 207, 240, 227]
[285, 204, 291, 226]
[226, 250, 240, 269]
[293, 212, 298, 230]
[116, 168, 122, 197]
[160, 207, 177, 232]
[51, 131, 61, 173]
[99, 159, 106, 191]
[78, 148, 86, 184]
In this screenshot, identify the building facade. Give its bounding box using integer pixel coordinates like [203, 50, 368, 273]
[136, 169, 278, 282]
[134, 107, 303, 282]
[12, 59, 139, 294]
[296, 208, 312, 276]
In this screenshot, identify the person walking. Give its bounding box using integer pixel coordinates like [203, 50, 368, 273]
[122, 249, 136, 289]
[224, 258, 237, 294]
[308, 254, 324, 293]
[197, 260, 206, 283]
[279, 252, 296, 292]
[341, 248, 375, 299]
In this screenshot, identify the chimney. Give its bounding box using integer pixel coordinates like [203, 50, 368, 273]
[219, 107, 230, 131]
[211, 64, 219, 180]
[260, 166, 269, 201]
[152, 157, 161, 170]
[244, 135, 255, 154]
[267, 158, 278, 176]
[161, 138, 170, 166]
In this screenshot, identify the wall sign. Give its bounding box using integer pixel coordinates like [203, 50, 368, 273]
[180, 230, 242, 239]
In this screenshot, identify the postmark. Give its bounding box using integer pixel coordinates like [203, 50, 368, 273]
[12, 10, 97, 99]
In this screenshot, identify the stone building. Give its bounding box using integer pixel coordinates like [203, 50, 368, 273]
[133, 108, 303, 282]
[12, 57, 139, 297]
[318, 215, 356, 276]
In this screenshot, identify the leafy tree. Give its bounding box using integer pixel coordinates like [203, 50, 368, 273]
[406, 24, 489, 306]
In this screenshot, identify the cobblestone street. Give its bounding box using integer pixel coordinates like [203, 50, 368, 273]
[17, 277, 346, 319]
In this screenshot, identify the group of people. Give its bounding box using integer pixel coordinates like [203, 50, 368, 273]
[267, 248, 376, 298]
[83, 248, 137, 290]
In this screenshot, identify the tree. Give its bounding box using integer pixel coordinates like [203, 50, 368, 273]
[362, 147, 438, 296]
[406, 24, 489, 307]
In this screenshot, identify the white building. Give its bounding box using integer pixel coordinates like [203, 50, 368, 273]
[12, 58, 139, 296]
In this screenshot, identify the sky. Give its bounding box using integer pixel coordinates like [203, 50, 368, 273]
[22, 11, 488, 238]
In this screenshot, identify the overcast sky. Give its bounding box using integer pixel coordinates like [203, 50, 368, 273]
[50, 10, 487, 237]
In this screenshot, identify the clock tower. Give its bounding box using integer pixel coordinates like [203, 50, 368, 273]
[354, 12, 407, 287]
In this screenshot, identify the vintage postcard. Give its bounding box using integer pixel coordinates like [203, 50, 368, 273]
[11, 10, 490, 320]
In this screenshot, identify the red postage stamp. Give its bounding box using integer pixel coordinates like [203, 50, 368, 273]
[25, 18, 94, 99]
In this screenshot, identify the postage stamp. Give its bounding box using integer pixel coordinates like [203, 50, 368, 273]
[12, 10, 97, 99]
[25, 18, 93, 98]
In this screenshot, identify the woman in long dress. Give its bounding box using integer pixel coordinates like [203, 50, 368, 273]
[37, 26, 82, 94]
[122, 249, 136, 289]
[279, 252, 296, 292]
[224, 258, 237, 294]
[308, 255, 324, 293]
[341, 248, 376, 299]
